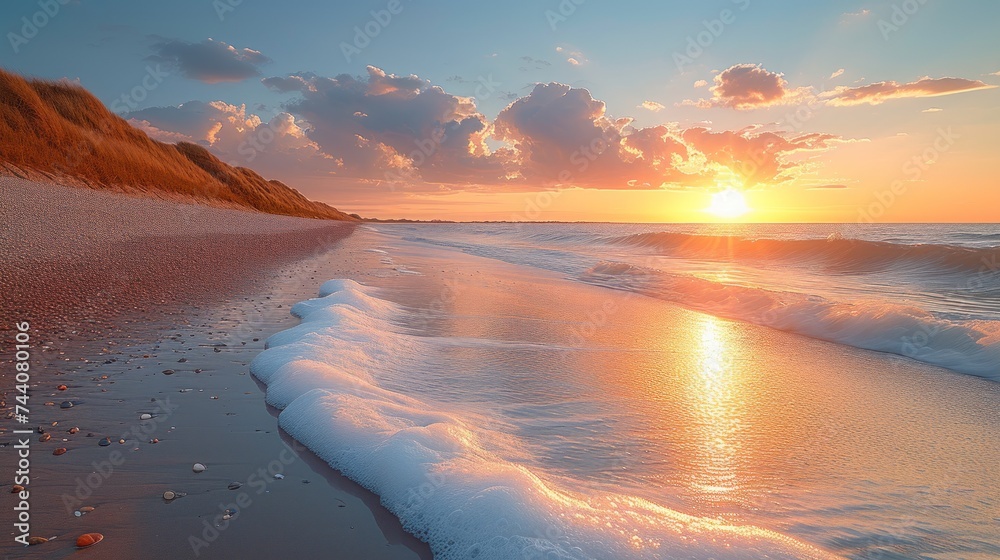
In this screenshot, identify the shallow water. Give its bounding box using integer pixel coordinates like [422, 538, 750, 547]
[253, 224, 1000, 559]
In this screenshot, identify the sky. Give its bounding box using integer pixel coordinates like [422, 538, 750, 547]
[2, 0, 999, 222]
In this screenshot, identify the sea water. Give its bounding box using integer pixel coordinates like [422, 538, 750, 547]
[252, 224, 1000, 559]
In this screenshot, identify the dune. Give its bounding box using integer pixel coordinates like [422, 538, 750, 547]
[0, 67, 355, 220]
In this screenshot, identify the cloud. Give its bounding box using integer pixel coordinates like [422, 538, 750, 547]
[133, 66, 843, 193]
[125, 101, 331, 179]
[693, 79, 708, 88]
[807, 184, 848, 189]
[830, 68, 845, 79]
[639, 100, 665, 112]
[148, 38, 271, 83]
[555, 46, 588, 66]
[922, 107, 943, 113]
[683, 64, 812, 110]
[841, 9, 871, 19]
[262, 66, 505, 185]
[822, 77, 996, 106]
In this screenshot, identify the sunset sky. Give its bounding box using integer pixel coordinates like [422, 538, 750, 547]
[3, 0, 998, 221]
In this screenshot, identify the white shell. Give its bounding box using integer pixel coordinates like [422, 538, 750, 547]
[192, 463, 207, 473]
[273, 473, 285, 480]
[140, 413, 152, 420]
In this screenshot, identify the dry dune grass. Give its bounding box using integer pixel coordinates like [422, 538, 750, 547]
[0, 68, 355, 220]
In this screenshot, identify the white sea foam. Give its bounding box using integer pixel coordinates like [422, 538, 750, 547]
[251, 279, 838, 559]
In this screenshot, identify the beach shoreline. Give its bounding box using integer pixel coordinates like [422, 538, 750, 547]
[0, 179, 430, 558]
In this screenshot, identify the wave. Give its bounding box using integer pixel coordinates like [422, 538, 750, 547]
[615, 232, 1000, 276]
[251, 279, 839, 560]
[583, 262, 1000, 379]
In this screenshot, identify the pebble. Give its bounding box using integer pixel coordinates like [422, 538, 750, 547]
[273, 473, 285, 480]
[149, 438, 159, 444]
[228, 482, 242, 490]
[163, 491, 176, 500]
[11, 485, 24, 494]
[68, 427, 79, 434]
[99, 437, 112, 447]
[60, 401, 74, 409]
[28, 536, 48, 545]
[75, 533, 104, 548]
[192, 463, 207, 473]
[53, 447, 67, 456]
[162, 369, 175, 375]
[39, 433, 51, 442]
[140, 413, 153, 420]
[57, 384, 67, 391]
[178, 358, 188, 363]
[80, 506, 95, 513]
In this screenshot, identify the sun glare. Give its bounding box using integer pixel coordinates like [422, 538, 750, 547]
[707, 189, 750, 219]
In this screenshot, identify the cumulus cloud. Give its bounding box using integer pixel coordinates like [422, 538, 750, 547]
[683, 64, 812, 110]
[148, 38, 271, 83]
[693, 79, 708, 88]
[639, 100, 665, 112]
[132, 66, 843, 192]
[262, 66, 505, 186]
[555, 46, 588, 66]
[125, 101, 331, 178]
[822, 77, 996, 106]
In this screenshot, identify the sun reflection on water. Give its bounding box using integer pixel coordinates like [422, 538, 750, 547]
[687, 315, 745, 505]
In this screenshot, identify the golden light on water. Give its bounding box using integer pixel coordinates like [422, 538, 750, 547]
[687, 315, 744, 503]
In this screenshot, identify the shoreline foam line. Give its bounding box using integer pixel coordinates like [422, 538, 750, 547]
[250, 278, 840, 559]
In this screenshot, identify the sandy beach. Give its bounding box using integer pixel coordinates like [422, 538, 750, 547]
[0, 179, 430, 558]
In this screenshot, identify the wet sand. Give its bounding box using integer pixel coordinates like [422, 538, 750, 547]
[0, 180, 430, 558]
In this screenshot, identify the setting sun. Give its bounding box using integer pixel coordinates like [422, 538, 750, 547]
[707, 189, 750, 219]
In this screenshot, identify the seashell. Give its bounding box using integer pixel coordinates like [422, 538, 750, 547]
[99, 437, 112, 447]
[28, 536, 48, 545]
[53, 447, 67, 456]
[227, 482, 242, 490]
[69, 427, 79, 434]
[273, 473, 285, 480]
[118, 439, 125, 444]
[57, 384, 67, 391]
[222, 514, 232, 520]
[39, 434, 51, 442]
[192, 463, 207, 473]
[80, 506, 95, 513]
[140, 413, 152, 420]
[75, 533, 104, 548]
[11, 485, 24, 494]
[161, 369, 175, 375]
[149, 438, 159, 444]
[163, 491, 176, 500]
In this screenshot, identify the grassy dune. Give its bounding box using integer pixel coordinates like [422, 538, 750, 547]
[0, 68, 355, 220]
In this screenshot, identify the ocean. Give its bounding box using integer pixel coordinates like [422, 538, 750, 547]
[252, 223, 1000, 559]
